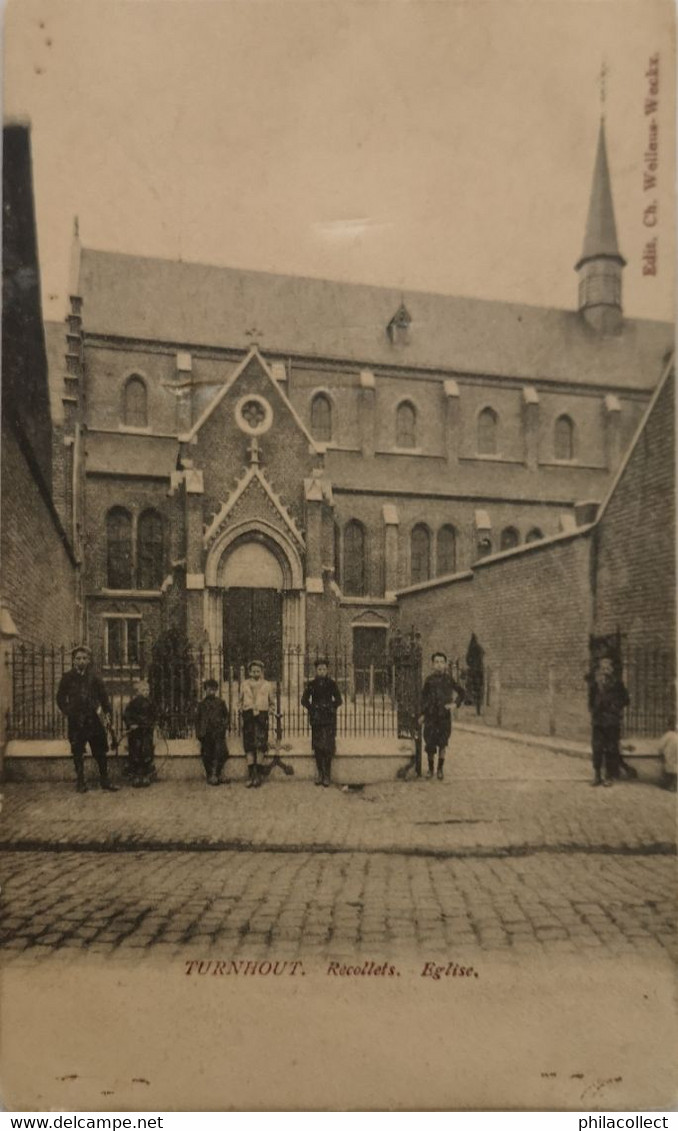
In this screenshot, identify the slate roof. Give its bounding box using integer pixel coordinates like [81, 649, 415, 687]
[77, 247, 672, 391]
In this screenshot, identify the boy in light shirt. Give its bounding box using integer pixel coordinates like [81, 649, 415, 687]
[240, 660, 275, 788]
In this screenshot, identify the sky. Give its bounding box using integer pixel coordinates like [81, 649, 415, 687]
[3, 0, 675, 325]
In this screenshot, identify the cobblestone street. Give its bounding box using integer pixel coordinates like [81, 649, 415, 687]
[1, 732, 675, 963]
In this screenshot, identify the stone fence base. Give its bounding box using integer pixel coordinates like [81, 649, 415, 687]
[4, 736, 415, 785]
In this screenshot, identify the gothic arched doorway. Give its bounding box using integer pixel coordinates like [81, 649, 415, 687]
[221, 540, 284, 678]
[204, 522, 305, 680]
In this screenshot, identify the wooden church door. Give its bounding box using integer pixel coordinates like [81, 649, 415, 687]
[223, 588, 283, 680]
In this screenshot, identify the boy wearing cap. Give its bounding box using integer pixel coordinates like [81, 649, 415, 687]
[301, 659, 343, 786]
[56, 645, 119, 793]
[123, 678, 157, 788]
[240, 661, 275, 788]
[419, 652, 465, 781]
[587, 656, 629, 787]
[196, 678, 230, 786]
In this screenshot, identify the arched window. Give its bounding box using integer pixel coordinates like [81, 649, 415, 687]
[311, 393, 332, 443]
[500, 526, 520, 551]
[554, 414, 575, 461]
[123, 375, 148, 428]
[477, 536, 492, 560]
[477, 407, 498, 456]
[410, 524, 431, 584]
[343, 520, 367, 596]
[437, 525, 457, 576]
[137, 509, 164, 590]
[396, 401, 417, 449]
[106, 507, 133, 589]
[525, 527, 544, 543]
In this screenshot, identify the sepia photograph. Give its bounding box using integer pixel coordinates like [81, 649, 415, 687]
[0, 0, 676, 1112]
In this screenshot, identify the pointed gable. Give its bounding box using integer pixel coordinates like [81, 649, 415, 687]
[180, 346, 318, 450]
[204, 465, 305, 550]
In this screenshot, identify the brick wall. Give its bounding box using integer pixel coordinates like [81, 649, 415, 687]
[1, 423, 78, 646]
[593, 370, 675, 650]
[397, 574, 475, 665]
[398, 534, 593, 740]
[472, 535, 593, 737]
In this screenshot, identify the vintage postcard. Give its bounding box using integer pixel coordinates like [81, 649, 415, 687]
[1, 0, 675, 1112]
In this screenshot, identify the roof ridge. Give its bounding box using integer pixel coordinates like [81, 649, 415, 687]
[78, 244, 672, 330]
[78, 244, 578, 319]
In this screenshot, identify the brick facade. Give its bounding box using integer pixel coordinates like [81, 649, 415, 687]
[1, 124, 79, 652]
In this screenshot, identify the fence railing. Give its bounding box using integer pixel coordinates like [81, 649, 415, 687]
[8, 640, 669, 745]
[4, 643, 427, 742]
[623, 646, 676, 738]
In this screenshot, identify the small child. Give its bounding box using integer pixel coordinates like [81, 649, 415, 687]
[240, 660, 275, 788]
[196, 678, 230, 786]
[123, 678, 156, 788]
[419, 652, 465, 780]
[658, 715, 677, 792]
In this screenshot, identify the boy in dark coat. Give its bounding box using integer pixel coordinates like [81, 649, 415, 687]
[419, 651, 465, 780]
[195, 678, 230, 786]
[588, 656, 629, 786]
[301, 659, 343, 786]
[56, 645, 119, 793]
[123, 678, 156, 788]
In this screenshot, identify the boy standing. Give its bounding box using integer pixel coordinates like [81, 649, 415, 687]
[419, 652, 464, 781]
[123, 678, 156, 788]
[196, 678, 230, 786]
[301, 659, 343, 787]
[56, 645, 118, 793]
[588, 656, 629, 787]
[240, 660, 275, 788]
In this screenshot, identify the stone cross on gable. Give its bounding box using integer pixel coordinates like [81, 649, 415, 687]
[247, 436, 260, 465]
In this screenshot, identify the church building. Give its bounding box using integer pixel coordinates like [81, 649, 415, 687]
[47, 121, 673, 681]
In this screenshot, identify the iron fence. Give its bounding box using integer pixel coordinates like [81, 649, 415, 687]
[11, 639, 668, 744]
[4, 643, 424, 742]
[623, 646, 676, 738]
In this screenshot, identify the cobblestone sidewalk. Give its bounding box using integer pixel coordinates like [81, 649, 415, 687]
[1, 731, 674, 856]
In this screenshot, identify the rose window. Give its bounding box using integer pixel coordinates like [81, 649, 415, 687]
[241, 400, 266, 428]
[234, 393, 273, 436]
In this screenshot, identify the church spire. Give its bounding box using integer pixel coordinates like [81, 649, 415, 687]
[577, 119, 624, 267]
[575, 114, 626, 334]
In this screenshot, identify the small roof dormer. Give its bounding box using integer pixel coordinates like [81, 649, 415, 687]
[386, 301, 412, 345]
